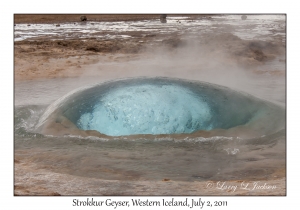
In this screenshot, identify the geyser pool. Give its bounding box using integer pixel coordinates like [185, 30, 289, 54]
[36, 77, 284, 137]
[78, 84, 213, 135]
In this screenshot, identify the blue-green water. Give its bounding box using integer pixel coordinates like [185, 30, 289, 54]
[36, 77, 285, 138]
[14, 77, 285, 187]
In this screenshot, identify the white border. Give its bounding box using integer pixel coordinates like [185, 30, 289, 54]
[4, 0, 297, 209]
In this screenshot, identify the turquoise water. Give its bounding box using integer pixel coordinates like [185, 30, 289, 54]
[77, 84, 213, 135]
[14, 77, 285, 184]
[36, 78, 284, 138]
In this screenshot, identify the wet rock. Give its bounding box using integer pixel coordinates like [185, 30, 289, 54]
[241, 15, 247, 20]
[162, 38, 186, 48]
[57, 41, 68, 47]
[160, 14, 167, 23]
[49, 192, 61, 196]
[252, 49, 267, 61]
[56, 24, 60, 27]
[86, 46, 100, 52]
[80, 15, 87, 21]
[145, 34, 156, 37]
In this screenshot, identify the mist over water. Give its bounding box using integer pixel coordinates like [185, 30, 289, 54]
[35, 77, 284, 138]
[15, 75, 285, 183]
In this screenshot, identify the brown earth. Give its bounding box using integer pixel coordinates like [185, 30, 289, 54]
[14, 14, 213, 24]
[14, 156, 286, 196]
[14, 33, 285, 81]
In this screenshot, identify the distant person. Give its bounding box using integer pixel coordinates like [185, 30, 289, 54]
[160, 14, 167, 23]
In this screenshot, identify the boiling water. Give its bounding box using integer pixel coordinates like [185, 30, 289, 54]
[15, 77, 285, 183]
[14, 15, 286, 194]
[36, 78, 284, 137]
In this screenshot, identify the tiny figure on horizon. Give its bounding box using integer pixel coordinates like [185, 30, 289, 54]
[80, 15, 87, 21]
[160, 14, 167, 23]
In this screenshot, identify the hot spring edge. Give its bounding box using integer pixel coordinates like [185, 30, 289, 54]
[36, 77, 285, 137]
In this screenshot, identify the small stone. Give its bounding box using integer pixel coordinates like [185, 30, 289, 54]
[241, 15, 247, 20]
[160, 14, 167, 23]
[49, 192, 61, 196]
[80, 15, 87, 21]
[56, 24, 60, 27]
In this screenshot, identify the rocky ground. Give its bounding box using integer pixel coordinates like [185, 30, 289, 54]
[14, 15, 286, 81]
[14, 14, 211, 24]
[14, 32, 285, 81]
[14, 158, 285, 196]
